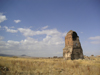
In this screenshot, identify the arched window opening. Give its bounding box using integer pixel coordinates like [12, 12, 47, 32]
[72, 32, 78, 41]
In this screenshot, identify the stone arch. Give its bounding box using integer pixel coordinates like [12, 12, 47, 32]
[72, 32, 78, 41]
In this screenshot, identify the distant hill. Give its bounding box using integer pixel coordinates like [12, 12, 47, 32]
[0, 54, 31, 58]
[0, 54, 14, 57]
[21, 54, 27, 56]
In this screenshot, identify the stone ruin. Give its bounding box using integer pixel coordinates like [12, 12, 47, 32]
[63, 30, 84, 60]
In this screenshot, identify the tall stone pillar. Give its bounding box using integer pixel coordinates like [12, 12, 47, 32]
[63, 30, 84, 60]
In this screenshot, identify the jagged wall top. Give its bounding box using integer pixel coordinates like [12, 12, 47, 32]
[67, 30, 76, 35]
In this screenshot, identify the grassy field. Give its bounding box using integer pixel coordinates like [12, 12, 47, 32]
[0, 56, 100, 75]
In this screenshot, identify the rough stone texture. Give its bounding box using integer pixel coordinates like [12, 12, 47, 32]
[63, 30, 84, 60]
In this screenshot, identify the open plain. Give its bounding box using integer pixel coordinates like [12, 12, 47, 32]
[0, 56, 100, 75]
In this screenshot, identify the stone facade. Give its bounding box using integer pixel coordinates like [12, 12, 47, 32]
[63, 30, 84, 60]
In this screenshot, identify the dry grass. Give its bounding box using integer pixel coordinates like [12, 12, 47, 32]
[0, 56, 100, 75]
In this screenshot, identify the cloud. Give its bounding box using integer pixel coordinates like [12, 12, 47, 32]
[41, 25, 48, 30]
[55, 52, 62, 55]
[18, 27, 65, 45]
[4, 26, 18, 33]
[0, 25, 1, 28]
[0, 36, 4, 40]
[89, 36, 100, 44]
[90, 41, 100, 44]
[18, 28, 63, 37]
[18, 28, 33, 36]
[10, 26, 15, 28]
[0, 27, 66, 57]
[7, 40, 20, 46]
[0, 36, 64, 57]
[0, 13, 7, 23]
[18, 27, 65, 46]
[89, 36, 100, 40]
[62, 32, 67, 37]
[14, 20, 21, 23]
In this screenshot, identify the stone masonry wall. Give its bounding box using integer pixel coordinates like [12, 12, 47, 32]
[63, 30, 84, 60]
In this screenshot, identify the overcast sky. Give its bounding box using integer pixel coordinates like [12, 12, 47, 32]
[0, 0, 100, 57]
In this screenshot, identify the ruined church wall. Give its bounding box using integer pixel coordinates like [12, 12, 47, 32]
[63, 30, 84, 60]
[65, 34, 73, 46]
